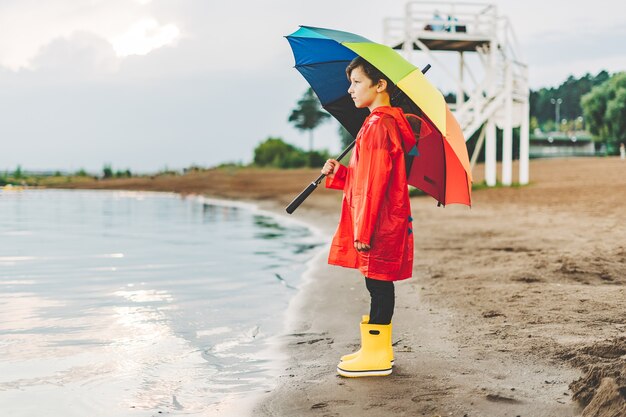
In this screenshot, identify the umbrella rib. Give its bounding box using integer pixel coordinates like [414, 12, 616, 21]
[294, 59, 353, 69]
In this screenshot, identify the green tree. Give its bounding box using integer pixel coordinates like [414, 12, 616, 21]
[529, 116, 539, 132]
[308, 149, 332, 167]
[254, 137, 307, 168]
[606, 86, 626, 144]
[253, 137, 331, 169]
[114, 169, 132, 178]
[102, 164, 113, 179]
[581, 72, 626, 150]
[530, 70, 609, 131]
[13, 165, 23, 179]
[288, 88, 330, 166]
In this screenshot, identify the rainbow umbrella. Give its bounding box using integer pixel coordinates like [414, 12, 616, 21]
[286, 25, 472, 207]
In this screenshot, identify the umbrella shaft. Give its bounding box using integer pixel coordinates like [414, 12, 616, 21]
[285, 63, 432, 214]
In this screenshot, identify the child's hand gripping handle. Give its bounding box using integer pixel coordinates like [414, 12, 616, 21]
[285, 141, 355, 214]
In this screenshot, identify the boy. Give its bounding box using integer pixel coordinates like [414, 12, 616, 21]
[321, 56, 415, 377]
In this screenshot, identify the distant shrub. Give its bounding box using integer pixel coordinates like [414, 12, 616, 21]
[254, 137, 299, 168]
[102, 164, 113, 179]
[254, 137, 331, 168]
[308, 149, 332, 167]
[213, 162, 245, 170]
[157, 168, 179, 176]
[115, 169, 132, 178]
[184, 165, 209, 173]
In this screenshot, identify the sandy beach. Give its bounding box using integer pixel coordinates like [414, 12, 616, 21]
[56, 157, 626, 416]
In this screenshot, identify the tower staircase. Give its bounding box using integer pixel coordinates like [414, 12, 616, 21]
[383, 2, 529, 186]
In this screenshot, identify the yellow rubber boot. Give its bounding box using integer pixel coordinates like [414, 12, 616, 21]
[337, 323, 393, 377]
[339, 315, 369, 363]
[340, 316, 394, 365]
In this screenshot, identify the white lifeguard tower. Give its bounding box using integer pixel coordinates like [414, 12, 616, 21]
[384, 2, 529, 186]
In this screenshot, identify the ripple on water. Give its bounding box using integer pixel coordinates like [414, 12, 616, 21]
[0, 190, 322, 416]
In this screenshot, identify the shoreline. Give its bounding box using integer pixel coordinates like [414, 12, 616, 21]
[253, 198, 583, 417]
[170, 193, 334, 417]
[192, 194, 336, 417]
[1, 188, 324, 417]
[194, 195, 333, 417]
[9, 188, 331, 417]
[48, 158, 626, 416]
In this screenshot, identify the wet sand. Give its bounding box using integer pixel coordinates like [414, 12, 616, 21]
[56, 157, 626, 416]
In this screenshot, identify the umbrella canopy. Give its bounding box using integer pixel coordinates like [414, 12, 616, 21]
[286, 25, 472, 207]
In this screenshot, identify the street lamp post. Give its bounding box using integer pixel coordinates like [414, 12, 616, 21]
[550, 98, 563, 131]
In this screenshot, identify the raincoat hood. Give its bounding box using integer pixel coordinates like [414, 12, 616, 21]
[369, 106, 417, 154]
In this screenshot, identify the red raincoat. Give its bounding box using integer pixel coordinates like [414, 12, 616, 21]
[325, 106, 414, 281]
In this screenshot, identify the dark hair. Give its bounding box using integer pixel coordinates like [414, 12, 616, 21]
[346, 56, 395, 95]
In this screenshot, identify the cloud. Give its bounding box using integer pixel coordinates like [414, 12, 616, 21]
[1, 0, 625, 172]
[30, 32, 120, 77]
[524, 24, 626, 87]
[111, 18, 180, 57]
[0, 0, 155, 69]
[526, 24, 626, 63]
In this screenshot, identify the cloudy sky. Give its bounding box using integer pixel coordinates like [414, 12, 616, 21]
[1, 0, 625, 173]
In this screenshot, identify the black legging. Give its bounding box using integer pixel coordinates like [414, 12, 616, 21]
[365, 277, 395, 325]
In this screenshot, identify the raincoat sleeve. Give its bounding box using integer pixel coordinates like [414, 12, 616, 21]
[352, 121, 392, 245]
[325, 164, 347, 190]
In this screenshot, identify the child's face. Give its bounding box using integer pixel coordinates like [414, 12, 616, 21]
[347, 66, 379, 109]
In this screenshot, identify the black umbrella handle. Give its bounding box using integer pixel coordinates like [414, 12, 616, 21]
[285, 177, 322, 214]
[285, 64, 431, 214]
[285, 140, 357, 214]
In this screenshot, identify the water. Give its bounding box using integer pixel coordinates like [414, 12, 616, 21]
[0, 189, 322, 416]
